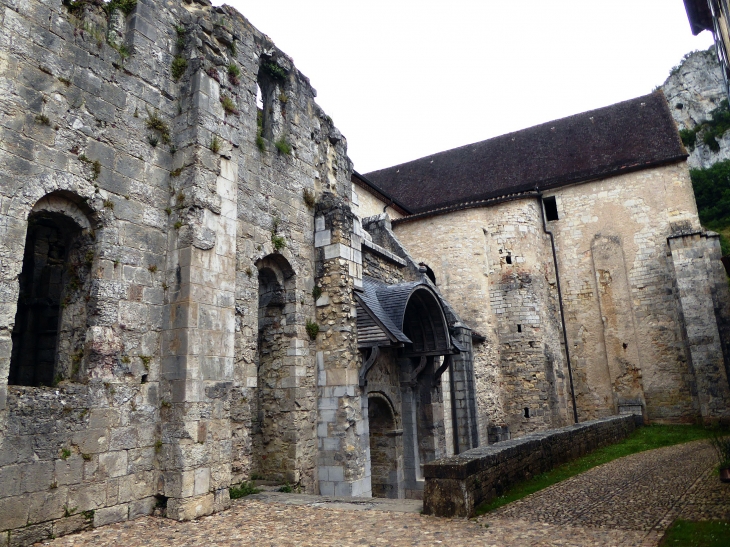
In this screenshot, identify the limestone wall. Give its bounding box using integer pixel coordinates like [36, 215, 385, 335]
[352, 184, 404, 221]
[0, 0, 355, 542]
[393, 201, 572, 440]
[545, 162, 711, 422]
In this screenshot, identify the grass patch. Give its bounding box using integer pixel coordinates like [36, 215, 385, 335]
[475, 424, 718, 516]
[660, 519, 730, 547]
[229, 481, 260, 500]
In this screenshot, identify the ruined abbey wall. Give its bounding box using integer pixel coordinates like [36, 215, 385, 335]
[0, 0, 358, 542]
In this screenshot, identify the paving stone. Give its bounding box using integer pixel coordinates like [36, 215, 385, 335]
[33, 441, 729, 547]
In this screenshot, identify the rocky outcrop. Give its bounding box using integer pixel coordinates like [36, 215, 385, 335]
[661, 48, 730, 169]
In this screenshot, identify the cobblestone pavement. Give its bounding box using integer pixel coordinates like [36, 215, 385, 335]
[38, 440, 728, 547]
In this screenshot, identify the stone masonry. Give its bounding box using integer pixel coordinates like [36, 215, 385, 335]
[1, 0, 729, 544]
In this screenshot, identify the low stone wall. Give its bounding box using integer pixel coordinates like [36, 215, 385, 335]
[422, 415, 638, 517]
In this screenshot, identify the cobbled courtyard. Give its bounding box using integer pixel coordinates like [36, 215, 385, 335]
[36, 440, 729, 547]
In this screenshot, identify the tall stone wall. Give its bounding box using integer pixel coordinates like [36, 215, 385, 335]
[544, 162, 714, 422]
[0, 0, 355, 542]
[392, 200, 572, 440]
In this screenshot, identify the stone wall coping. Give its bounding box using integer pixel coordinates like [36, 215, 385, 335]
[362, 238, 407, 266]
[423, 415, 636, 480]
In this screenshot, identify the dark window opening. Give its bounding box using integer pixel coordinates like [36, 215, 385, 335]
[9, 212, 90, 387]
[524, 407, 530, 418]
[544, 196, 559, 221]
[505, 254, 512, 265]
[257, 59, 287, 142]
[517, 324, 522, 333]
[141, 374, 148, 384]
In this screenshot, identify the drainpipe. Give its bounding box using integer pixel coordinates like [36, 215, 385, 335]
[537, 193, 578, 424]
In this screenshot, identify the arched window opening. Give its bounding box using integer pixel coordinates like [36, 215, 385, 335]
[9, 209, 93, 387]
[257, 58, 287, 141]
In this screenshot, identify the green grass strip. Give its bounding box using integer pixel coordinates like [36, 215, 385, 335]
[475, 424, 717, 515]
[660, 519, 730, 547]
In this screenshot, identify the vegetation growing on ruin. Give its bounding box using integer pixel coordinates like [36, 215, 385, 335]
[680, 100, 730, 152]
[171, 56, 187, 81]
[271, 233, 286, 251]
[311, 285, 322, 301]
[146, 110, 171, 144]
[227, 63, 241, 85]
[104, 0, 137, 16]
[275, 137, 291, 155]
[35, 114, 50, 125]
[210, 136, 221, 153]
[305, 319, 319, 340]
[303, 188, 315, 208]
[690, 159, 730, 256]
[220, 95, 239, 115]
[475, 424, 722, 515]
[261, 61, 287, 82]
[229, 481, 260, 499]
[175, 25, 186, 49]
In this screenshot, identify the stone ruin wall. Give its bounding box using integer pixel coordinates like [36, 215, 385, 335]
[545, 161, 730, 422]
[0, 0, 357, 542]
[392, 200, 572, 441]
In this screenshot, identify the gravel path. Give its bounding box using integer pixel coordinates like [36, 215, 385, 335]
[37, 440, 728, 547]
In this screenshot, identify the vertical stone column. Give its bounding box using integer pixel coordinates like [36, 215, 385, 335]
[159, 68, 238, 519]
[668, 232, 730, 420]
[314, 194, 371, 497]
[450, 326, 479, 451]
[399, 360, 422, 498]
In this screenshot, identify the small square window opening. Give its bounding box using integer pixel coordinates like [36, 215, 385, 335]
[544, 196, 559, 221]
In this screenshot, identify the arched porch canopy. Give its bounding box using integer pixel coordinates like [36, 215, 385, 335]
[356, 276, 460, 356]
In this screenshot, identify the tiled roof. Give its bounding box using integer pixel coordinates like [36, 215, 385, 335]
[364, 92, 687, 215]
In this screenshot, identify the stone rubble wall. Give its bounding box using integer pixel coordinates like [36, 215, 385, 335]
[422, 414, 637, 518]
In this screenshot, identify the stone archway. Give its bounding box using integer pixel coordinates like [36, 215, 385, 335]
[9, 193, 95, 386]
[253, 254, 298, 483]
[367, 392, 402, 498]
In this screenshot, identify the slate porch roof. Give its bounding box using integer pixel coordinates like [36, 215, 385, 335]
[363, 92, 687, 215]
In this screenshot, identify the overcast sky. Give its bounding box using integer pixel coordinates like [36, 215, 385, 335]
[220, 1, 715, 173]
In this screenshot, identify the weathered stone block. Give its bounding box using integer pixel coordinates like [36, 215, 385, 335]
[0, 496, 28, 531]
[166, 493, 214, 521]
[98, 451, 128, 479]
[93, 504, 128, 527]
[7, 522, 51, 547]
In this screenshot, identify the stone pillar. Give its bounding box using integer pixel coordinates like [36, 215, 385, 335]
[399, 366, 422, 497]
[668, 231, 730, 420]
[159, 69, 238, 519]
[314, 193, 371, 497]
[450, 325, 479, 451]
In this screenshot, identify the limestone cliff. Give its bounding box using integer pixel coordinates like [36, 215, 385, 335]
[660, 48, 729, 169]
